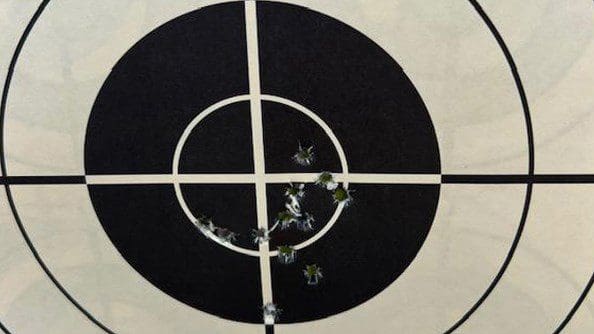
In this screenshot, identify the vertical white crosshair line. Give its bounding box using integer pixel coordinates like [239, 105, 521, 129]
[245, 0, 275, 325]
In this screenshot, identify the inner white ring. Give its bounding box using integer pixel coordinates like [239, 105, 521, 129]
[172, 94, 350, 257]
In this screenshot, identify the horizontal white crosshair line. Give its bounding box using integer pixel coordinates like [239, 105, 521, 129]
[84, 173, 441, 185]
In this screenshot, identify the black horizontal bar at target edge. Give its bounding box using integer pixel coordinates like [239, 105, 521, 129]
[442, 174, 594, 184]
[0, 175, 85, 185]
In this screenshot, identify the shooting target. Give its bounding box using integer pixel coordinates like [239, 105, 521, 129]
[1, 1, 594, 333]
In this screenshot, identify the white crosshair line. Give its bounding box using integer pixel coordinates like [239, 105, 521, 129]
[85, 173, 440, 185]
[244, 1, 276, 322]
[85, 2, 438, 326]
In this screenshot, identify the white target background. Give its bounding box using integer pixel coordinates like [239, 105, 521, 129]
[1, 0, 594, 333]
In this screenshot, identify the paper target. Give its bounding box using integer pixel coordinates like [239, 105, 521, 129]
[1, 1, 594, 334]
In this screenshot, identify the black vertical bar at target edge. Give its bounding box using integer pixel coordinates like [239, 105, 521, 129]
[265, 324, 274, 334]
[0, 0, 114, 333]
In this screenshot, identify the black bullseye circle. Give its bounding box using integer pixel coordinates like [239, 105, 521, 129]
[83, 1, 440, 324]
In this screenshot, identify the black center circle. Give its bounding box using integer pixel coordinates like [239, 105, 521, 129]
[84, 1, 440, 324]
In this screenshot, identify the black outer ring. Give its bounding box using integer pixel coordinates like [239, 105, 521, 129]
[2, 1, 588, 334]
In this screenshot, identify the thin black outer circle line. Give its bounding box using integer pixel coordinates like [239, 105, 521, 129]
[0, 1, 115, 333]
[0, 320, 11, 334]
[553, 272, 594, 333]
[444, 0, 536, 333]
